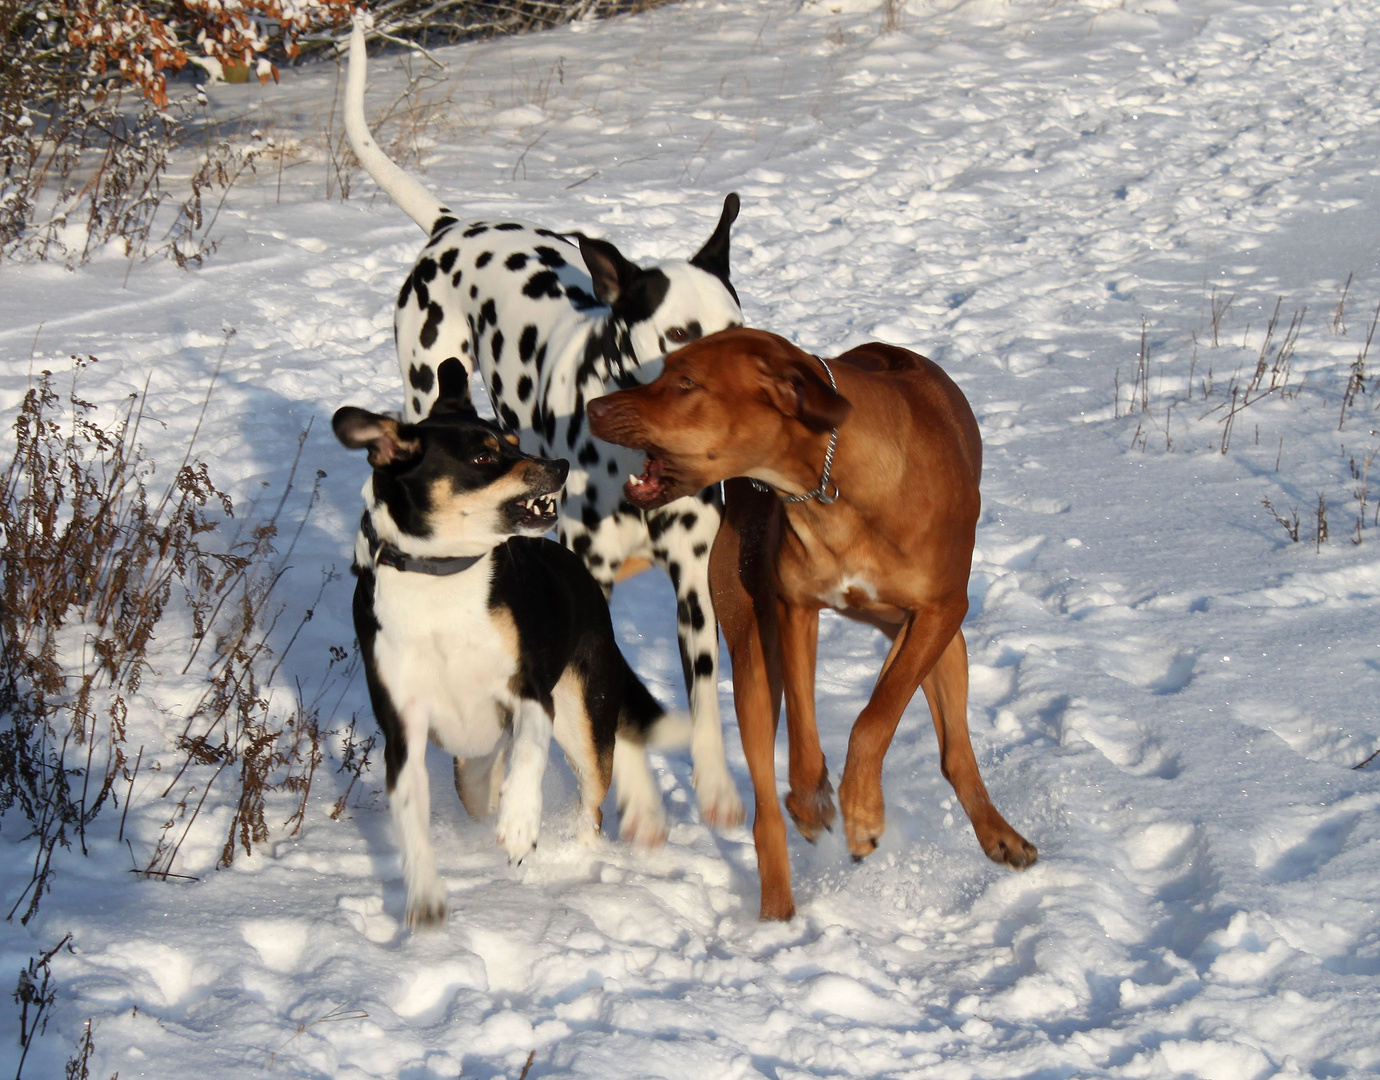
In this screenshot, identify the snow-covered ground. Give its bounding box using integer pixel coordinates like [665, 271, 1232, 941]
[4, 0, 1380, 1075]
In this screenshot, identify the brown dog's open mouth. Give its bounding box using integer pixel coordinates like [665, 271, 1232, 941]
[625, 452, 674, 509]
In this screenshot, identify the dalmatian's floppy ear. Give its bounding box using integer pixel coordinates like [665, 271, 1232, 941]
[333, 407, 422, 467]
[689, 192, 740, 286]
[428, 357, 480, 420]
[579, 235, 643, 306]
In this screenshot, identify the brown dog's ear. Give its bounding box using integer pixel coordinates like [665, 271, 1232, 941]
[332, 407, 422, 467]
[760, 358, 852, 433]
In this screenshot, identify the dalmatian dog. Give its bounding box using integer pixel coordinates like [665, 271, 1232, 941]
[344, 18, 746, 834]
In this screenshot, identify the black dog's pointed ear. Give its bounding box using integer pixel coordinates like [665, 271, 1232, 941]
[428, 357, 479, 419]
[333, 406, 422, 467]
[689, 193, 740, 284]
[579, 235, 643, 306]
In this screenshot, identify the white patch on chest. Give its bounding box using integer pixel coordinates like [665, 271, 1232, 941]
[370, 554, 519, 758]
[821, 573, 879, 610]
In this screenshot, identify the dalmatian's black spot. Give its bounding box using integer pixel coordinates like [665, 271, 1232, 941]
[519, 325, 538, 362]
[692, 542, 709, 558]
[470, 284, 479, 299]
[476, 251, 493, 269]
[523, 270, 563, 300]
[462, 224, 489, 238]
[668, 562, 682, 591]
[533, 343, 547, 374]
[439, 249, 458, 274]
[416, 257, 438, 282]
[542, 409, 556, 444]
[408, 363, 435, 392]
[398, 276, 413, 309]
[686, 319, 703, 340]
[495, 222, 524, 231]
[491, 370, 504, 398]
[479, 298, 497, 333]
[581, 503, 602, 530]
[534, 246, 566, 269]
[499, 403, 521, 431]
[684, 591, 707, 632]
[566, 284, 601, 310]
[647, 514, 669, 541]
[586, 482, 599, 505]
[505, 252, 529, 272]
[420, 302, 444, 348]
[535, 227, 574, 245]
[516, 374, 533, 402]
[577, 442, 599, 466]
[617, 499, 638, 516]
[693, 653, 714, 678]
[566, 393, 584, 448]
[461, 340, 470, 355]
[571, 533, 592, 556]
[412, 395, 422, 414]
[607, 460, 618, 476]
[681, 511, 698, 531]
[588, 553, 605, 568]
[431, 215, 457, 236]
[491, 329, 505, 364]
[452, 270, 463, 288]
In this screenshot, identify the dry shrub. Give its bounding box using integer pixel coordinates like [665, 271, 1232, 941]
[0, 356, 368, 921]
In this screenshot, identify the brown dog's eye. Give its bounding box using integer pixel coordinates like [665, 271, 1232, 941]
[667, 327, 690, 344]
[679, 376, 696, 392]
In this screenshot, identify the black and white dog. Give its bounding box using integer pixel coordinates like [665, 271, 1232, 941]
[336, 363, 689, 928]
[344, 18, 745, 833]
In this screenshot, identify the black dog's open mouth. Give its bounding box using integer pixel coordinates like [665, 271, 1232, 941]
[511, 491, 559, 529]
[625, 451, 674, 508]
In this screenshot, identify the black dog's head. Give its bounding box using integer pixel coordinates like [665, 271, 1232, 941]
[335, 361, 568, 557]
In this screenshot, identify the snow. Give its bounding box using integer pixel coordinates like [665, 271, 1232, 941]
[4, 0, 1380, 1076]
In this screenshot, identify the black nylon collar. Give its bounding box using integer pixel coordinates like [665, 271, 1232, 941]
[360, 512, 485, 576]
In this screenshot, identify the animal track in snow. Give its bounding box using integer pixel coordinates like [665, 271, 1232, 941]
[1095, 637, 1198, 695]
[1059, 703, 1181, 779]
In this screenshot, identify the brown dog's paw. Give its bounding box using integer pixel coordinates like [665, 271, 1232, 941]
[759, 888, 797, 922]
[785, 778, 837, 842]
[983, 831, 1038, 870]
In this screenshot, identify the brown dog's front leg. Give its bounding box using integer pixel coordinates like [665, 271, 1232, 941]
[838, 609, 961, 860]
[778, 599, 836, 842]
[921, 630, 1037, 869]
[712, 481, 794, 920]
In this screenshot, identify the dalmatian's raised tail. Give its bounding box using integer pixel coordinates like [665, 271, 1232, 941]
[345, 17, 451, 234]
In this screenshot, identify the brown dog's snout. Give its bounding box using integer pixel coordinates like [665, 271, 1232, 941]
[586, 392, 643, 447]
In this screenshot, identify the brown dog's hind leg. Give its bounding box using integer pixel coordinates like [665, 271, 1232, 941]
[779, 599, 836, 841]
[921, 630, 1037, 869]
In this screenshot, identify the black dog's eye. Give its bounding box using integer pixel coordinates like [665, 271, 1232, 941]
[667, 327, 690, 344]
[470, 451, 496, 466]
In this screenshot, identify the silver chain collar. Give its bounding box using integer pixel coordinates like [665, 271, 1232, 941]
[751, 354, 841, 506]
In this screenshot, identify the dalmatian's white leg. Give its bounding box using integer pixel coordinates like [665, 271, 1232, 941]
[649, 495, 745, 830]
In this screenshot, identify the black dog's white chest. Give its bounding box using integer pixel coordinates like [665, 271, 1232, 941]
[368, 557, 519, 758]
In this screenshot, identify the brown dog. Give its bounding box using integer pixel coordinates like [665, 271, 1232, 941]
[586, 327, 1036, 920]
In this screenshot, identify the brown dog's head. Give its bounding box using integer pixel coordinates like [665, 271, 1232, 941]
[586, 328, 851, 510]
